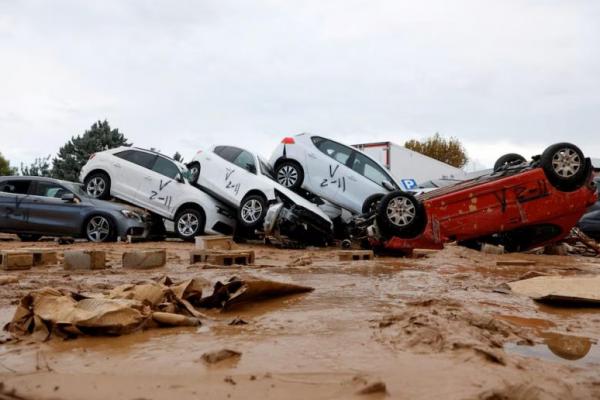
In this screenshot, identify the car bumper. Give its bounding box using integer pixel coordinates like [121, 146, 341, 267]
[114, 217, 150, 240]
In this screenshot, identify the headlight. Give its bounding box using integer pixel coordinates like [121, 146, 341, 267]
[121, 209, 144, 222]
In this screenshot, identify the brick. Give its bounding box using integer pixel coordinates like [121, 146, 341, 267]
[0, 251, 33, 270]
[122, 249, 166, 269]
[189, 249, 254, 266]
[338, 250, 374, 261]
[22, 249, 58, 266]
[195, 235, 234, 250]
[63, 250, 106, 270]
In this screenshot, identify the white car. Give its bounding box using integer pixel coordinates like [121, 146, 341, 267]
[186, 145, 333, 235]
[269, 134, 402, 215]
[80, 147, 236, 240]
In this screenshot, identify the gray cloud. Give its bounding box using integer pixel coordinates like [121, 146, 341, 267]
[1, 0, 599, 169]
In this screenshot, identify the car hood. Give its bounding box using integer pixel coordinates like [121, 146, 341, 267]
[84, 197, 146, 214]
[271, 184, 333, 228]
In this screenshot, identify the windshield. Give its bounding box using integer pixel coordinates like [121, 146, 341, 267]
[258, 157, 276, 180]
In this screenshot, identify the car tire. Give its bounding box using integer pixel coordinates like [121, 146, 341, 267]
[84, 171, 111, 200]
[187, 162, 200, 184]
[376, 191, 426, 239]
[275, 160, 304, 190]
[84, 215, 115, 242]
[362, 193, 385, 214]
[540, 143, 588, 192]
[175, 208, 205, 241]
[238, 194, 268, 230]
[17, 234, 42, 242]
[493, 153, 527, 172]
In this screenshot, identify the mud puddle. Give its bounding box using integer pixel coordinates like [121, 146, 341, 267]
[505, 332, 600, 365]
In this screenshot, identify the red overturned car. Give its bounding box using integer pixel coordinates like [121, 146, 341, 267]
[355, 143, 598, 253]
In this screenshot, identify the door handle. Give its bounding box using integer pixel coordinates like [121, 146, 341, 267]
[307, 153, 317, 159]
[113, 163, 121, 168]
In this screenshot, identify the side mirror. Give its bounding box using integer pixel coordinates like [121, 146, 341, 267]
[61, 193, 76, 202]
[246, 163, 257, 174]
[382, 180, 395, 191]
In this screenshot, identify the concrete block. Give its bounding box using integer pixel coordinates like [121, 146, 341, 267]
[63, 250, 106, 270]
[0, 251, 33, 270]
[195, 235, 234, 250]
[338, 250, 374, 261]
[122, 249, 166, 269]
[189, 249, 254, 266]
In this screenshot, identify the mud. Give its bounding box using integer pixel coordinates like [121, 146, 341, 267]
[0, 237, 599, 399]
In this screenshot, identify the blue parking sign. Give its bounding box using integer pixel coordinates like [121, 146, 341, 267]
[401, 179, 417, 190]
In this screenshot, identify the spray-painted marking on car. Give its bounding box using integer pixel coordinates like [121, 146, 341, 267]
[319, 164, 347, 191]
[150, 179, 173, 208]
[3, 196, 30, 222]
[225, 168, 235, 180]
[223, 168, 241, 195]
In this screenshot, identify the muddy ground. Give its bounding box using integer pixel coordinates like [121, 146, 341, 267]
[0, 236, 599, 400]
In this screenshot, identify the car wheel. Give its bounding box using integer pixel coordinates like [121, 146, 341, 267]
[493, 153, 527, 172]
[84, 171, 111, 199]
[188, 162, 200, 184]
[376, 191, 426, 239]
[238, 194, 268, 229]
[175, 208, 205, 241]
[17, 234, 42, 242]
[362, 193, 385, 214]
[540, 143, 587, 191]
[85, 215, 114, 242]
[275, 160, 304, 190]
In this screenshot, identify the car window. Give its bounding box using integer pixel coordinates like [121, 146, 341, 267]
[233, 150, 256, 173]
[0, 180, 30, 194]
[115, 150, 156, 169]
[152, 157, 180, 179]
[313, 137, 352, 165]
[31, 181, 70, 198]
[215, 146, 243, 163]
[351, 152, 394, 187]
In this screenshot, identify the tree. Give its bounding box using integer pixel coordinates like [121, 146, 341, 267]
[404, 133, 468, 168]
[52, 120, 129, 181]
[21, 155, 52, 177]
[0, 152, 17, 176]
[173, 152, 183, 162]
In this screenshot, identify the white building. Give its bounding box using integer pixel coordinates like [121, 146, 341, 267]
[353, 141, 466, 190]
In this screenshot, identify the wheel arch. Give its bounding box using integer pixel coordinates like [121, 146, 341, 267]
[174, 202, 207, 231]
[83, 168, 112, 184]
[242, 189, 270, 203]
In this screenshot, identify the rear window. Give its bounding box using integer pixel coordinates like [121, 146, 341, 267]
[115, 150, 156, 169]
[0, 180, 31, 194]
[214, 146, 242, 163]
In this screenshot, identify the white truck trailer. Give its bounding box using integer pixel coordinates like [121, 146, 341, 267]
[353, 141, 466, 190]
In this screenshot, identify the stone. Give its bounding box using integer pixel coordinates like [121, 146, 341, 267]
[122, 249, 166, 269]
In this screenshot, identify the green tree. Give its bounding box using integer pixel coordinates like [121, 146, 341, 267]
[21, 155, 52, 177]
[52, 120, 129, 181]
[404, 133, 468, 168]
[0, 152, 17, 176]
[173, 152, 183, 162]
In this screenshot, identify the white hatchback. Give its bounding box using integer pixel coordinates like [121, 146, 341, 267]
[269, 134, 402, 215]
[186, 145, 333, 234]
[80, 147, 236, 240]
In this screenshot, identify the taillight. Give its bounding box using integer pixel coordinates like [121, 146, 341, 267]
[282, 137, 295, 144]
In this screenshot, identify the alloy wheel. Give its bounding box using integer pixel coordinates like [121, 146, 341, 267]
[241, 199, 263, 224]
[177, 212, 199, 237]
[86, 216, 110, 242]
[86, 177, 106, 198]
[386, 197, 416, 227]
[552, 148, 581, 178]
[277, 165, 298, 188]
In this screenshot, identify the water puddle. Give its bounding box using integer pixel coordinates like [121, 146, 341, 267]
[505, 332, 600, 365]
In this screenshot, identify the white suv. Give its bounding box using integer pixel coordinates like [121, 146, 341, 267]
[269, 134, 401, 215]
[186, 145, 333, 233]
[80, 147, 236, 240]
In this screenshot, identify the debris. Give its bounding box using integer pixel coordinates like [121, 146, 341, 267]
[0, 251, 33, 271]
[495, 260, 536, 267]
[224, 376, 236, 385]
[197, 276, 314, 310]
[201, 349, 242, 364]
[507, 275, 600, 305]
[288, 255, 313, 266]
[122, 249, 166, 269]
[229, 317, 248, 325]
[543, 243, 569, 256]
[152, 312, 199, 327]
[480, 243, 504, 254]
[63, 250, 106, 270]
[338, 250, 374, 261]
[0, 275, 18, 285]
[356, 381, 387, 395]
[195, 235, 234, 250]
[56, 237, 75, 245]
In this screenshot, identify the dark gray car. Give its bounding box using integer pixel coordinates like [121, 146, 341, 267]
[0, 176, 150, 242]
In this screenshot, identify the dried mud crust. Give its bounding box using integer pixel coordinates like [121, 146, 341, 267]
[374, 298, 534, 363]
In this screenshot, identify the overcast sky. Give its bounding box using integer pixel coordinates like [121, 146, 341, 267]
[1, 0, 599, 171]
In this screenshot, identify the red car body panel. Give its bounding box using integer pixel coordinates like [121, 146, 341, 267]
[378, 167, 598, 252]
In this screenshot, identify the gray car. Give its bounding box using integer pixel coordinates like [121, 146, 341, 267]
[0, 176, 150, 242]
